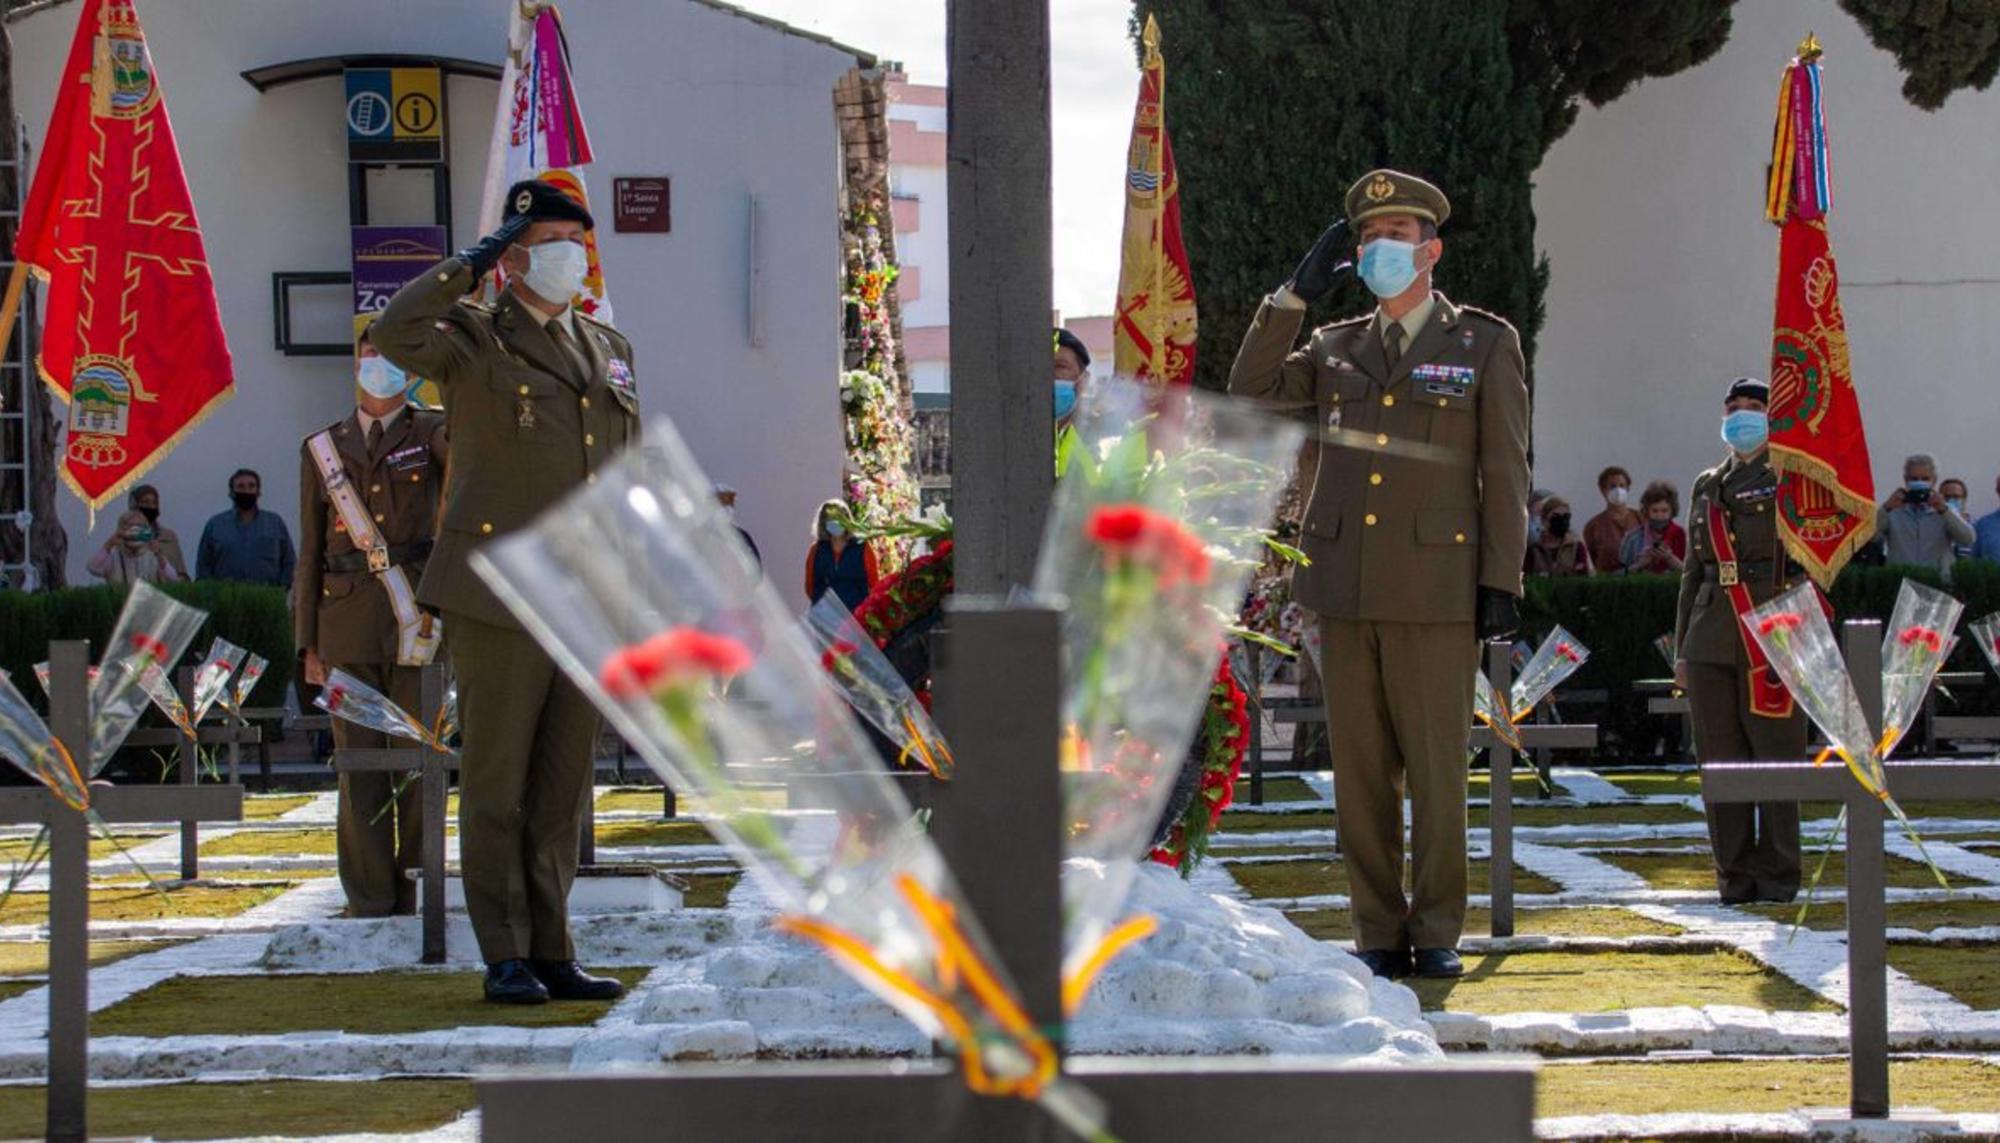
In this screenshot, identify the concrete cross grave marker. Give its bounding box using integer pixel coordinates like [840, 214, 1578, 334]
[120, 665, 262, 881]
[0, 641, 244, 1143]
[1703, 618, 2000, 1125]
[328, 663, 455, 963]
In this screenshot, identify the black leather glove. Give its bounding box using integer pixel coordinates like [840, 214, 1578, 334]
[456, 213, 532, 279]
[1476, 587, 1520, 642]
[1287, 218, 1355, 305]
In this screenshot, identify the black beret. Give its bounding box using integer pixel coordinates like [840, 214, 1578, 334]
[1725, 377, 1769, 406]
[1054, 327, 1091, 370]
[503, 178, 595, 230]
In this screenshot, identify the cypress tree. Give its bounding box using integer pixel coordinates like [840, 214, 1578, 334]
[1838, 0, 2000, 110]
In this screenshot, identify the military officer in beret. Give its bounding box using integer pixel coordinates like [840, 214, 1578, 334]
[373, 178, 639, 1004]
[1228, 170, 1532, 980]
[1675, 378, 1807, 905]
[297, 323, 448, 918]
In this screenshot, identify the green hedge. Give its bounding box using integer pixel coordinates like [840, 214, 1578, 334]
[1521, 562, 2000, 757]
[1, 582, 293, 709]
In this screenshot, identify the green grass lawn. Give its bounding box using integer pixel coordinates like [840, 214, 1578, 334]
[0, 980, 31, 1003]
[1286, 906, 1682, 943]
[680, 873, 740, 908]
[1805, 799, 2000, 822]
[94, 967, 652, 1037]
[1599, 770, 1702, 799]
[1468, 771, 1567, 799]
[1228, 858, 1560, 900]
[0, 1078, 475, 1140]
[1227, 776, 1318, 804]
[1888, 942, 2000, 1009]
[0, 939, 182, 978]
[199, 828, 336, 858]
[1216, 810, 1336, 834]
[240, 794, 314, 820]
[0, 883, 287, 927]
[1740, 897, 2000, 933]
[595, 787, 786, 815]
[594, 819, 720, 848]
[0, 832, 165, 862]
[1408, 948, 1836, 1015]
[1601, 850, 1960, 892]
[1538, 1056, 2000, 1118]
[1471, 802, 1705, 829]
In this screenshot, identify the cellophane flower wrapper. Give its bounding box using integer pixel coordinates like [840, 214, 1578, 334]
[0, 671, 89, 811]
[190, 638, 245, 727]
[32, 661, 99, 701]
[804, 593, 953, 778]
[1974, 612, 2000, 679]
[135, 663, 196, 739]
[1511, 626, 1589, 716]
[1473, 670, 1523, 753]
[317, 669, 445, 751]
[86, 581, 208, 774]
[1032, 377, 1303, 984]
[1879, 579, 1964, 757]
[221, 653, 268, 719]
[1655, 634, 1677, 672]
[433, 678, 460, 746]
[472, 417, 1107, 1139]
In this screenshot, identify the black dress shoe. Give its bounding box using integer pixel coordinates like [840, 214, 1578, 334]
[529, 959, 626, 1001]
[1411, 948, 1464, 979]
[1353, 948, 1411, 979]
[484, 959, 550, 1005]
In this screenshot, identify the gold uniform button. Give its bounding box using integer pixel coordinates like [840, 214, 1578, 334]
[436, 271, 451, 283]
[1369, 473, 1383, 486]
[373, 513, 385, 523]
[1455, 533, 1467, 544]
[1364, 513, 1379, 527]
[409, 474, 420, 483]
[518, 384, 531, 396]
[480, 522, 494, 535]
[369, 483, 381, 494]
[586, 473, 598, 485]
[1382, 395, 1395, 407]
[1438, 398, 1449, 407]
[1375, 433, 1389, 446]
[579, 396, 591, 409]
[584, 433, 596, 447]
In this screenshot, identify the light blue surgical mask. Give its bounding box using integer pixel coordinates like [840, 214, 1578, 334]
[1358, 239, 1421, 299]
[1721, 409, 1768, 455]
[356, 357, 407, 399]
[825, 520, 846, 539]
[1053, 380, 1077, 421]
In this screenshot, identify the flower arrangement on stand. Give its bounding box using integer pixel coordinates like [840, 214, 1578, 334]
[840, 197, 921, 573]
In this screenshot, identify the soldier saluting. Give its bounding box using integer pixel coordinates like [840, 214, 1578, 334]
[1675, 378, 1807, 905]
[1229, 170, 1531, 980]
[373, 179, 639, 1005]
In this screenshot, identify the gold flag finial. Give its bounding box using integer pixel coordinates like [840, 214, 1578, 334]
[1142, 13, 1161, 58]
[1797, 32, 1823, 61]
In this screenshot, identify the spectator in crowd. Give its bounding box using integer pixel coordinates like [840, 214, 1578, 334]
[804, 499, 877, 610]
[716, 482, 761, 569]
[126, 484, 189, 580]
[1975, 474, 2000, 562]
[1526, 488, 1552, 547]
[1618, 480, 1687, 575]
[1583, 466, 1640, 573]
[1054, 327, 1091, 430]
[1525, 494, 1592, 576]
[87, 510, 182, 585]
[196, 469, 296, 586]
[1940, 478, 1975, 558]
[1878, 453, 1973, 575]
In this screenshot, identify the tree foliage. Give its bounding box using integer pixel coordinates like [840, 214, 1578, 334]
[1839, 0, 2000, 110]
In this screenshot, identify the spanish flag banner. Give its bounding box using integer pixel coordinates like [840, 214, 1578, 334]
[1, 0, 234, 514]
[1764, 36, 1875, 586]
[1112, 15, 1196, 387]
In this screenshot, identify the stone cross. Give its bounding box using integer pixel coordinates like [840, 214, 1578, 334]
[328, 663, 454, 963]
[1703, 619, 2000, 1123]
[120, 665, 262, 881]
[0, 641, 243, 1143]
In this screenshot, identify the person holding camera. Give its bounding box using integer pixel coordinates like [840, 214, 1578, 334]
[87, 510, 182, 586]
[1879, 453, 1973, 575]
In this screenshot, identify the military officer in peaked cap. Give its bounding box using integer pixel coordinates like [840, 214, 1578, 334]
[1228, 169, 1532, 980]
[373, 178, 639, 1005]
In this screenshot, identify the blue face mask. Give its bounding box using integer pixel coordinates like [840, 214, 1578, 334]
[1358, 239, 1421, 299]
[825, 520, 846, 539]
[1053, 380, 1077, 421]
[1721, 409, 1768, 455]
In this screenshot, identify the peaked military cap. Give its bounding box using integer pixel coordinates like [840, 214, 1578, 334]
[1725, 377, 1769, 406]
[1345, 169, 1451, 228]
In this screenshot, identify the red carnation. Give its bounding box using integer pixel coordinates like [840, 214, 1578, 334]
[130, 633, 171, 663]
[1555, 642, 1583, 664]
[1897, 626, 1944, 654]
[323, 686, 347, 713]
[601, 628, 755, 699]
[820, 640, 860, 674]
[1085, 504, 1211, 587]
[1758, 613, 1804, 636]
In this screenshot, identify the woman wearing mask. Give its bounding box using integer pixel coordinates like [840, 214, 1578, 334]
[1524, 495, 1591, 576]
[1583, 466, 1639, 573]
[87, 510, 182, 585]
[804, 499, 878, 610]
[1618, 481, 1688, 575]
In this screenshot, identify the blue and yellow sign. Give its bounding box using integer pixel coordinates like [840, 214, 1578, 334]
[344, 67, 443, 163]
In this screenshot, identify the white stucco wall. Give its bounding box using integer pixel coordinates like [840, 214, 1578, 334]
[1531, 0, 2000, 523]
[13, 0, 863, 603]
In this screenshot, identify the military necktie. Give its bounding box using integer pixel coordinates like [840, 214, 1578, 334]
[547, 318, 589, 386]
[1383, 321, 1405, 369]
[366, 419, 384, 463]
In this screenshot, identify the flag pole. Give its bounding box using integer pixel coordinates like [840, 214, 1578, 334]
[0, 261, 28, 367]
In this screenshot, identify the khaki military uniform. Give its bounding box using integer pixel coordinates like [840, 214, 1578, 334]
[296, 409, 448, 916]
[372, 257, 641, 962]
[1230, 291, 1531, 951]
[1676, 451, 1807, 902]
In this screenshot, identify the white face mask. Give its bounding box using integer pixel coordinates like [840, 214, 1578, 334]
[516, 239, 589, 304]
[356, 357, 407, 399]
[1607, 486, 1629, 507]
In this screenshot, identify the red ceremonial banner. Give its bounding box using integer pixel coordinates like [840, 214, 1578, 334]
[1112, 15, 1196, 387]
[1765, 46, 1873, 586]
[13, 0, 234, 512]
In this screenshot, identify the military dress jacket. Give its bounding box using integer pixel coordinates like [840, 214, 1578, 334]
[1675, 452, 1802, 667]
[372, 257, 641, 629]
[295, 409, 448, 664]
[1227, 292, 1531, 624]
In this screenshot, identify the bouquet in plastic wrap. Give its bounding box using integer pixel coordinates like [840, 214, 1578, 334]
[1970, 611, 2000, 680]
[1744, 581, 1950, 895]
[1033, 378, 1303, 999]
[189, 638, 246, 727]
[316, 669, 454, 754]
[805, 593, 953, 778]
[1473, 626, 1589, 754]
[216, 652, 268, 721]
[472, 416, 1109, 1139]
[1654, 634, 1678, 674]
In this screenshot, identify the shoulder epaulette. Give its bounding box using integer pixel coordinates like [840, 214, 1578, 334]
[1456, 304, 1517, 333]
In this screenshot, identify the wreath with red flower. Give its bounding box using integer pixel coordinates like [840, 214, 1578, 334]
[1149, 656, 1250, 874]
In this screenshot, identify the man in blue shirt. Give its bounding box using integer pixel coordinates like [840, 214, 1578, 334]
[1976, 474, 2000, 562]
[196, 468, 297, 587]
